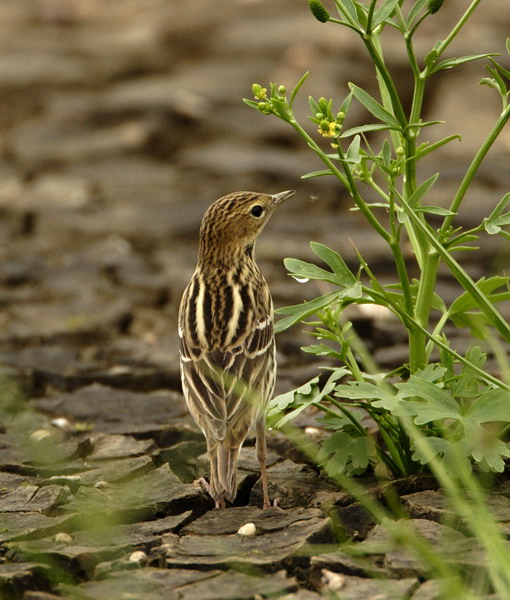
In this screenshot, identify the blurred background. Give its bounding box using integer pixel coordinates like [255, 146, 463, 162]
[0, 0, 508, 393]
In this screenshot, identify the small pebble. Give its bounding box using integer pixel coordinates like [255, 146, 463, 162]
[51, 417, 72, 431]
[54, 532, 73, 544]
[236, 522, 256, 536]
[304, 426, 321, 438]
[321, 569, 345, 591]
[94, 480, 110, 489]
[30, 429, 52, 442]
[129, 550, 148, 565]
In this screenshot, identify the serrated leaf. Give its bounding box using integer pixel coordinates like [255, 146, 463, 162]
[335, 381, 400, 411]
[449, 347, 486, 398]
[310, 242, 358, 287]
[267, 376, 320, 416]
[415, 364, 447, 382]
[394, 377, 461, 423]
[316, 407, 365, 431]
[465, 387, 510, 423]
[317, 431, 374, 476]
[274, 290, 342, 333]
[301, 343, 343, 359]
[349, 83, 401, 128]
[270, 369, 347, 428]
[464, 420, 510, 472]
[484, 193, 510, 235]
[411, 437, 471, 476]
[284, 258, 339, 286]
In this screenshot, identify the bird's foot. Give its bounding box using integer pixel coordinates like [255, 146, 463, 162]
[195, 477, 227, 509]
[263, 496, 281, 510]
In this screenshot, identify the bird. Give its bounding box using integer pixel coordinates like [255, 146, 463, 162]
[178, 189, 295, 508]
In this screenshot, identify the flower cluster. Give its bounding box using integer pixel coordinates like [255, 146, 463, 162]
[309, 96, 345, 145]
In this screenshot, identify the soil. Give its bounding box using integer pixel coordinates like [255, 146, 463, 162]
[0, 1, 509, 598]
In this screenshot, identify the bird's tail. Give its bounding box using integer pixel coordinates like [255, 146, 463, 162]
[208, 441, 241, 506]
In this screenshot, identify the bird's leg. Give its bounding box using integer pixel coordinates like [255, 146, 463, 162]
[256, 419, 271, 509]
[196, 477, 226, 508]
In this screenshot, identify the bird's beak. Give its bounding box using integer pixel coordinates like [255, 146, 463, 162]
[271, 190, 296, 205]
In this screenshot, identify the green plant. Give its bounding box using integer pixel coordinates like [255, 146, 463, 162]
[245, 0, 510, 480]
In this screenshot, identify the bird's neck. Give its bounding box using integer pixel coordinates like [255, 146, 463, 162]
[197, 240, 257, 271]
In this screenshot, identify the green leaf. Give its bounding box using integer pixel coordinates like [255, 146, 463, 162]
[317, 431, 374, 476]
[372, 0, 399, 28]
[381, 139, 391, 168]
[464, 420, 510, 472]
[335, 0, 361, 27]
[334, 381, 400, 411]
[430, 53, 499, 75]
[407, 0, 428, 26]
[310, 242, 358, 287]
[339, 91, 353, 116]
[414, 135, 461, 160]
[415, 364, 447, 382]
[484, 193, 510, 235]
[267, 376, 320, 417]
[341, 123, 396, 138]
[394, 377, 461, 423]
[290, 71, 309, 108]
[465, 387, 510, 423]
[270, 369, 347, 428]
[346, 135, 361, 163]
[301, 343, 343, 360]
[414, 205, 456, 216]
[284, 256, 355, 288]
[274, 290, 343, 333]
[302, 169, 334, 179]
[449, 347, 486, 398]
[348, 83, 401, 128]
[408, 173, 439, 208]
[309, 96, 320, 116]
[449, 276, 510, 316]
[243, 99, 260, 109]
[316, 407, 365, 431]
[397, 193, 510, 345]
[411, 437, 471, 476]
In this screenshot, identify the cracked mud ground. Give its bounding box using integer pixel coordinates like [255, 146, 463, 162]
[0, 1, 510, 598]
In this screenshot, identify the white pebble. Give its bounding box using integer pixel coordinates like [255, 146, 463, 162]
[30, 429, 51, 442]
[321, 569, 345, 591]
[54, 532, 73, 544]
[51, 417, 72, 431]
[94, 480, 110, 489]
[236, 522, 256, 536]
[129, 551, 148, 565]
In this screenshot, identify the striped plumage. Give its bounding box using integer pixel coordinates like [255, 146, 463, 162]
[178, 190, 295, 508]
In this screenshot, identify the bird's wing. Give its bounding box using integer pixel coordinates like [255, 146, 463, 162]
[179, 310, 275, 445]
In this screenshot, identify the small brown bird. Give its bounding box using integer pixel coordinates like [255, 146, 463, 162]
[178, 190, 295, 508]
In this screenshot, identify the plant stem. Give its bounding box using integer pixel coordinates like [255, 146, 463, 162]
[434, 0, 484, 60]
[440, 103, 510, 238]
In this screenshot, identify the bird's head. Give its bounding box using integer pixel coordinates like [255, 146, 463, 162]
[198, 190, 295, 263]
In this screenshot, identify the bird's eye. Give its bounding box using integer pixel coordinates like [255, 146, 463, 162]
[250, 204, 264, 218]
